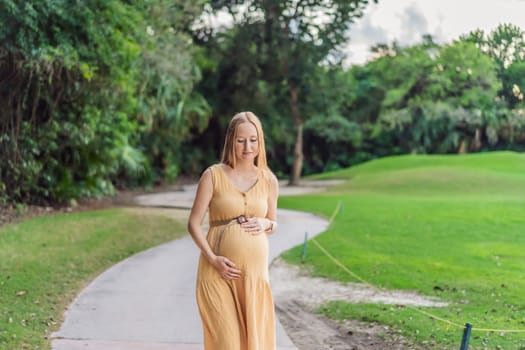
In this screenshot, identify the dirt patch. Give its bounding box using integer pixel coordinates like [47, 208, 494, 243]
[270, 258, 446, 350]
[270, 258, 448, 309]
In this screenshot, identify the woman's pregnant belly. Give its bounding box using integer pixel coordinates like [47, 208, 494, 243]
[215, 224, 269, 274]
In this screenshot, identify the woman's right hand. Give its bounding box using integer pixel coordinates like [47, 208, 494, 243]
[211, 255, 242, 280]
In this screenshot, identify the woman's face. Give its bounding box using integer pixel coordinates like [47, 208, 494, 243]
[234, 122, 259, 163]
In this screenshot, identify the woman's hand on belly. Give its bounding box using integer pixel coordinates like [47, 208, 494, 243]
[211, 255, 242, 280]
[241, 217, 271, 235]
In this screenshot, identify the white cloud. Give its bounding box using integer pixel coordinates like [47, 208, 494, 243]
[345, 0, 525, 65]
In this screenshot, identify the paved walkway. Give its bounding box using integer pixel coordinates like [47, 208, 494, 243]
[51, 183, 330, 350]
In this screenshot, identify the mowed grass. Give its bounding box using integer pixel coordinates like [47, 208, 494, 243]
[280, 151, 525, 350]
[0, 207, 186, 350]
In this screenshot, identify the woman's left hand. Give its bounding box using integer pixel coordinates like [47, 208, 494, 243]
[241, 217, 268, 235]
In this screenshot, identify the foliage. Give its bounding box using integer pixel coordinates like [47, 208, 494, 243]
[372, 39, 501, 154]
[189, 23, 290, 174]
[194, 0, 377, 183]
[304, 114, 362, 172]
[0, 1, 208, 203]
[134, 0, 211, 184]
[0, 0, 141, 202]
[462, 23, 525, 108]
[3, 2, 525, 203]
[494, 107, 525, 147]
[190, 21, 525, 176]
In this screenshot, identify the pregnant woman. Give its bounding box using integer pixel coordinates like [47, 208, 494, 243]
[187, 111, 279, 350]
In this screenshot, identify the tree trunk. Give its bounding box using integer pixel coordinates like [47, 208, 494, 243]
[471, 128, 482, 151]
[458, 139, 467, 154]
[288, 82, 303, 186]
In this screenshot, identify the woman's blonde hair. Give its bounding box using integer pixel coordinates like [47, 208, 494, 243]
[220, 111, 268, 169]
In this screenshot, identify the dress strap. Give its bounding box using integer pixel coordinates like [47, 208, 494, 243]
[208, 164, 225, 191]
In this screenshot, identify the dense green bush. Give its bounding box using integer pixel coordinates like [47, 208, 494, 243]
[0, 0, 209, 203]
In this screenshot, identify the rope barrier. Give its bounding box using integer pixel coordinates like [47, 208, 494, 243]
[310, 200, 525, 334]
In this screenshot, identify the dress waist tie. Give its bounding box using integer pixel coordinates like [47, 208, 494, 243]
[209, 214, 248, 227]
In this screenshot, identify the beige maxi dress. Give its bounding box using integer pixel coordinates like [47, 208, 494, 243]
[196, 164, 276, 350]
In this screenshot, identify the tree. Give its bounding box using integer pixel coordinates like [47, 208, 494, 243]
[370, 38, 500, 154]
[462, 23, 525, 108]
[197, 0, 377, 184]
[134, 0, 211, 184]
[0, 0, 145, 202]
[0, 0, 208, 203]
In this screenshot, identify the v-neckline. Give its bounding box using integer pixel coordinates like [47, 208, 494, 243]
[218, 164, 259, 194]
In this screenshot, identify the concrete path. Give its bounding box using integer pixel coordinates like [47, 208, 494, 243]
[51, 184, 330, 350]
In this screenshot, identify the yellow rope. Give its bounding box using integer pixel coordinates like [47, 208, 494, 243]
[310, 237, 464, 329]
[310, 201, 525, 334]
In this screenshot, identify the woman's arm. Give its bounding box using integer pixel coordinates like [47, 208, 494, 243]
[264, 172, 279, 234]
[187, 168, 241, 280]
[187, 169, 215, 260]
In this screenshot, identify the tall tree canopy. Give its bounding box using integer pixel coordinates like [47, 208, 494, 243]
[368, 38, 500, 154]
[195, 0, 377, 184]
[0, 0, 208, 203]
[2, 2, 525, 205]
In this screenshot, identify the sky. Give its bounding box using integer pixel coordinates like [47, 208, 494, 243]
[344, 0, 525, 65]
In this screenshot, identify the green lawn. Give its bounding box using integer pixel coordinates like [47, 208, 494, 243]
[0, 207, 186, 350]
[280, 151, 525, 350]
